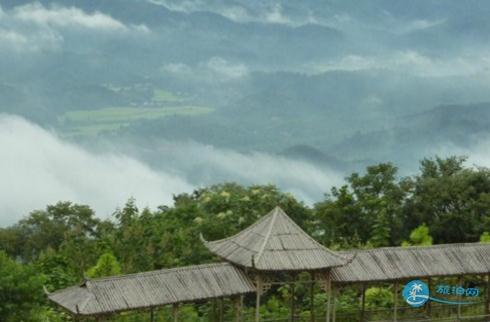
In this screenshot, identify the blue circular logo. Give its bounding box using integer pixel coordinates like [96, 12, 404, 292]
[402, 280, 430, 307]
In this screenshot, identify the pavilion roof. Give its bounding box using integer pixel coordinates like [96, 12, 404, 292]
[47, 262, 255, 316]
[331, 242, 490, 283]
[202, 206, 352, 271]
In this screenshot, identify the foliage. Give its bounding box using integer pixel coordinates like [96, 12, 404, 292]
[404, 156, 490, 243]
[0, 251, 46, 321]
[365, 286, 393, 308]
[316, 163, 410, 247]
[402, 224, 433, 246]
[86, 252, 122, 278]
[35, 248, 77, 292]
[480, 232, 490, 243]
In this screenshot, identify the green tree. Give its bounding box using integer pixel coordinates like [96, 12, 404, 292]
[5, 202, 101, 264]
[112, 199, 157, 272]
[365, 286, 393, 308]
[316, 163, 410, 247]
[35, 248, 77, 292]
[480, 232, 490, 243]
[404, 156, 490, 243]
[402, 224, 433, 246]
[0, 251, 45, 321]
[86, 252, 122, 278]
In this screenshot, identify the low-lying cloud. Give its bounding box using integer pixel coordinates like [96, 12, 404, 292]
[149, 0, 320, 27]
[0, 116, 344, 226]
[162, 57, 249, 81]
[306, 50, 490, 78]
[0, 3, 149, 52]
[145, 141, 344, 203]
[12, 3, 149, 32]
[436, 138, 490, 170]
[0, 115, 193, 226]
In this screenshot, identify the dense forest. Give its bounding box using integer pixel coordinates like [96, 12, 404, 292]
[2, 156, 490, 321]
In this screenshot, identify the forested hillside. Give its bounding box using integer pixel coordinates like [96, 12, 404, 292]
[1, 156, 489, 321]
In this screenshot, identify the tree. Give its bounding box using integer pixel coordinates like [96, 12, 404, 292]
[402, 224, 433, 246]
[86, 252, 122, 278]
[404, 157, 490, 243]
[0, 251, 45, 321]
[6, 202, 101, 264]
[315, 163, 410, 247]
[35, 248, 77, 292]
[112, 199, 157, 272]
[480, 232, 490, 243]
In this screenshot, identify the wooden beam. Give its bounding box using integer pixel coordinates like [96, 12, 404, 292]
[393, 282, 399, 322]
[360, 283, 366, 322]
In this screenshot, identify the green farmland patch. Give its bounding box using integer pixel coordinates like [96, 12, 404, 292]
[59, 106, 213, 136]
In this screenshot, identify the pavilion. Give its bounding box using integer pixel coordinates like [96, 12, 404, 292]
[47, 207, 490, 321]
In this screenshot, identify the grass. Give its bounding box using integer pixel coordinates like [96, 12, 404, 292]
[60, 106, 213, 136]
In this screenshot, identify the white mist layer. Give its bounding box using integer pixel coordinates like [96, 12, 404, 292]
[0, 115, 193, 225]
[0, 115, 344, 226]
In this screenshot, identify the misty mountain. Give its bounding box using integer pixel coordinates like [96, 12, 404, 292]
[2, 0, 490, 220]
[331, 103, 490, 171]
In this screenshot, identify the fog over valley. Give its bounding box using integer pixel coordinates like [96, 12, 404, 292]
[2, 0, 490, 224]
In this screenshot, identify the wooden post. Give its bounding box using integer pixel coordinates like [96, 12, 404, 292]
[326, 273, 332, 322]
[172, 303, 179, 322]
[426, 277, 432, 318]
[457, 275, 463, 321]
[150, 308, 155, 322]
[256, 275, 262, 322]
[212, 299, 218, 322]
[234, 296, 242, 322]
[219, 298, 224, 322]
[310, 276, 315, 322]
[393, 282, 399, 322]
[290, 276, 296, 322]
[360, 283, 366, 322]
[486, 274, 490, 316]
[332, 285, 337, 322]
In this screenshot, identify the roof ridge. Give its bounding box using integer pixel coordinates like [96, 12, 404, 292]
[254, 207, 279, 265]
[277, 207, 352, 262]
[85, 262, 230, 283]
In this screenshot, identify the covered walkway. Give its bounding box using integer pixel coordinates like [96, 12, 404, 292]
[47, 263, 255, 320]
[47, 207, 490, 322]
